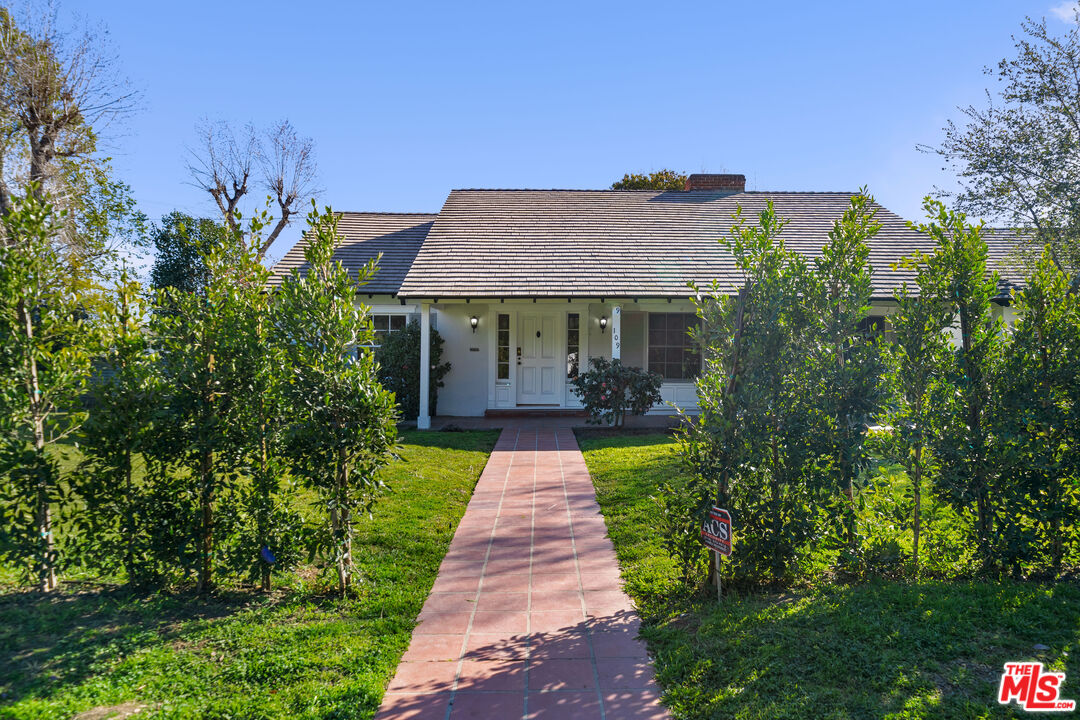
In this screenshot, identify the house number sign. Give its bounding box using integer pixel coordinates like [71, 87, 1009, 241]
[612, 306, 621, 352]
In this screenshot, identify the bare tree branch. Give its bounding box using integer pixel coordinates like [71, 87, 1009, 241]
[187, 120, 258, 235]
[257, 119, 318, 257]
[188, 117, 318, 259]
[0, 4, 138, 205]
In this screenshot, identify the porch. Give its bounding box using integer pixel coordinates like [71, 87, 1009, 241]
[410, 298, 704, 429]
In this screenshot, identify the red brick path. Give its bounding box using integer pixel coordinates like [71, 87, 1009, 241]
[375, 426, 669, 720]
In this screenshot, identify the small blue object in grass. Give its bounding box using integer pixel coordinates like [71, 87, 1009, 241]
[260, 546, 277, 565]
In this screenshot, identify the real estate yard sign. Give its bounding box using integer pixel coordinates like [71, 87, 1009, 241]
[701, 507, 732, 557]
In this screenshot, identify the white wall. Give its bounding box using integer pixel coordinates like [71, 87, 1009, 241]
[432, 303, 489, 417]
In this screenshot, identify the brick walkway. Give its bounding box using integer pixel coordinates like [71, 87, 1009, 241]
[375, 426, 669, 720]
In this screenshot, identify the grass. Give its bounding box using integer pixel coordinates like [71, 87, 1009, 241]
[579, 433, 1080, 719]
[0, 429, 499, 720]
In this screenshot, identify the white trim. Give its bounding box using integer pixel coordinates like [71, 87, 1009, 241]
[417, 303, 431, 429]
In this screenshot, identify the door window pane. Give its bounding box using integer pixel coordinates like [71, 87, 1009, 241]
[497, 313, 510, 380]
[567, 313, 580, 378]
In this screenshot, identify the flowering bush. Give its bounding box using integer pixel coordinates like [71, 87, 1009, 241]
[570, 357, 664, 427]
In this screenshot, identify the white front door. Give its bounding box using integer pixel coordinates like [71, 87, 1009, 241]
[517, 311, 561, 405]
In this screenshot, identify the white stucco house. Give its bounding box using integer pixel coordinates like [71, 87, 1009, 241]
[269, 174, 1021, 428]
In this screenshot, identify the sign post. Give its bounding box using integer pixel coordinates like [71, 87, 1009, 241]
[700, 507, 732, 602]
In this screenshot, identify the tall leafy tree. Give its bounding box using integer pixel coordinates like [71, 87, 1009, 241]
[611, 169, 687, 191]
[915, 200, 1005, 571]
[274, 205, 398, 595]
[73, 266, 159, 585]
[927, 16, 1080, 280]
[994, 251, 1080, 576]
[878, 271, 952, 570]
[807, 191, 884, 557]
[683, 202, 817, 586]
[150, 222, 267, 593]
[0, 193, 99, 590]
[0, 6, 139, 262]
[148, 212, 227, 295]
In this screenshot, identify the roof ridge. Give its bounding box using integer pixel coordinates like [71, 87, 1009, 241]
[335, 210, 439, 217]
[447, 188, 860, 194]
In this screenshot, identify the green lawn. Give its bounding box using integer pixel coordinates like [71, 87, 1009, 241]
[0, 429, 499, 720]
[579, 433, 1080, 720]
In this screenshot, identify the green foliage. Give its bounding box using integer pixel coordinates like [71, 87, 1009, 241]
[0, 193, 100, 590]
[805, 190, 885, 565]
[374, 319, 450, 419]
[148, 212, 228, 295]
[682, 201, 820, 587]
[582, 433, 1080, 720]
[570, 357, 663, 428]
[611, 169, 687, 191]
[932, 16, 1080, 277]
[148, 218, 277, 593]
[274, 204, 398, 595]
[70, 267, 162, 585]
[875, 262, 952, 572]
[994, 250, 1080, 576]
[0, 431, 498, 719]
[914, 199, 1005, 570]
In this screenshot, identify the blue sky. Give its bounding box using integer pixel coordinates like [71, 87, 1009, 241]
[66, 0, 1073, 263]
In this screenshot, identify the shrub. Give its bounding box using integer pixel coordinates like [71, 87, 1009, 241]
[571, 357, 663, 428]
[375, 320, 451, 420]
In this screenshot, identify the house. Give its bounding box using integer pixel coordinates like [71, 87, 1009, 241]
[269, 174, 1022, 428]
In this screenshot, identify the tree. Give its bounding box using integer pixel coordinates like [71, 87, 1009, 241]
[150, 222, 268, 593]
[878, 270, 952, 571]
[148, 212, 227, 295]
[926, 16, 1080, 280]
[0, 7, 138, 247]
[0, 193, 99, 590]
[189, 120, 317, 259]
[611, 169, 687, 191]
[807, 191, 884, 559]
[994, 250, 1080, 576]
[682, 202, 818, 586]
[274, 205, 398, 595]
[73, 266, 159, 585]
[915, 199, 1005, 571]
[375, 319, 451, 420]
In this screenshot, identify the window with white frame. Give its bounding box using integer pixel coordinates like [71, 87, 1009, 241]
[647, 312, 701, 380]
[370, 313, 407, 348]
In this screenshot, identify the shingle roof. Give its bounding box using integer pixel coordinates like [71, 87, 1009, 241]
[268, 212, 435, 294]
[983, 227, 1029, 297]
[396, 189, 1023, 299]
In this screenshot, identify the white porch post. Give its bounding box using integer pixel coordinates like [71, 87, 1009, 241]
[418, 302, 431, 429]
[611, 304, 622, 361]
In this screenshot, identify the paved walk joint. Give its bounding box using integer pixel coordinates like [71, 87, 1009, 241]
[376, 426, 669, 720]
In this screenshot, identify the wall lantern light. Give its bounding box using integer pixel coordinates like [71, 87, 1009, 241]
[599, 315, 608, 333]
[470, 315, 479, 333]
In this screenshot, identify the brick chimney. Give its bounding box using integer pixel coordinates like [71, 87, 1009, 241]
[684, 173, 746, 192]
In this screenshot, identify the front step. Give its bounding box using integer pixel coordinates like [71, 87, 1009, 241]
[484, 408, 586, 418]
